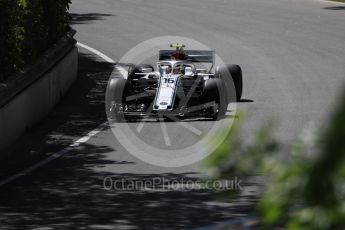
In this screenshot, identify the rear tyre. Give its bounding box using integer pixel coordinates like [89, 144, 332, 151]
[229, 64, 243, 101]
[215, 64, 243, 102]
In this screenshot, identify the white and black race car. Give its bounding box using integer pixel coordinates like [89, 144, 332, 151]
[106, 43, 242, 121]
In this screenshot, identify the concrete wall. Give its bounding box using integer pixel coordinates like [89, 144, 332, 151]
[0, 47, 78, 153]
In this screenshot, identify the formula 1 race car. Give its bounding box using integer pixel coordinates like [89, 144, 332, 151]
[106, 43, 243, 121]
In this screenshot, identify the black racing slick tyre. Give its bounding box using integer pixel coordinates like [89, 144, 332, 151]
[229, 64, 243, 101]
[215, 64, 243, 102]
[105, 78, 128, 121]
[202, 78, 228, 120]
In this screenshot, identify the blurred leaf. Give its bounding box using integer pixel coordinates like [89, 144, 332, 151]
[205, 88, 345, 229]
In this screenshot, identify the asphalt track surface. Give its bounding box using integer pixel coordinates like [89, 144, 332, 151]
[0, 0, 344, 229]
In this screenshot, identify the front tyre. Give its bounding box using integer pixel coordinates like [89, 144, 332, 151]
[105, 78, 129, 122]
[202, 78, 228, 120]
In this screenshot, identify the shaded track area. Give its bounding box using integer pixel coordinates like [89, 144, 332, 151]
[0, 170, 256, 229]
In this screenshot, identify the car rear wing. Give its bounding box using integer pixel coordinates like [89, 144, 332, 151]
[159, 50, 215, 64]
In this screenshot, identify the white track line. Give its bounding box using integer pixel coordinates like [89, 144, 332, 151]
[77, 42, 115, 64]
[0, 42, 115, 187]
[77, 42, 128, 78]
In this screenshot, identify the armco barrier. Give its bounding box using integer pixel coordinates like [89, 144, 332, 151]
[0, 30, 78, 153]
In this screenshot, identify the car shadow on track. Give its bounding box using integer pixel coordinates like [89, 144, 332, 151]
[323, 6, 345, 10]
[238, 99, 254, 103]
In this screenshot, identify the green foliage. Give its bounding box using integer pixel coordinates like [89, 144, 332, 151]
[0, 0, 71, 81]
[206, 90, 345, 229]
[0, 0, 24, 81]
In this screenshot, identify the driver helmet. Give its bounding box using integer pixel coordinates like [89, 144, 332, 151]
[170, 43, 187, 60]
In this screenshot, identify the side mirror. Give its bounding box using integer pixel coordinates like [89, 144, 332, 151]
[184, 67, 193, 77]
